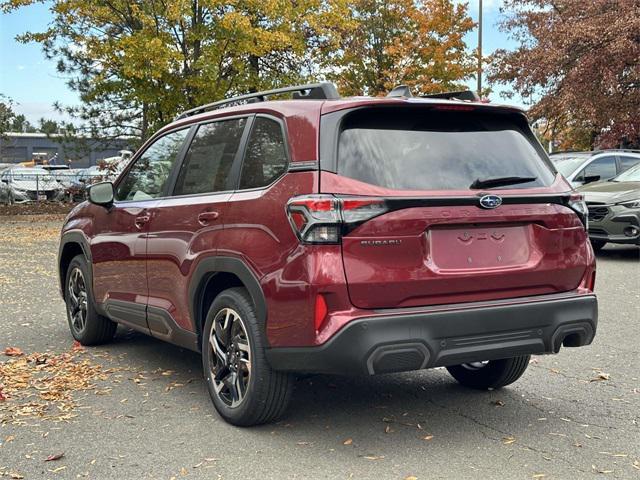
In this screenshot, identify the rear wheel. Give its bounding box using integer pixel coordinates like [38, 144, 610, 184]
[446, 355, 530, 390]
[202, 287, 293, 426]
[64, 255, 117, 345]
[590, 239, 606, 252]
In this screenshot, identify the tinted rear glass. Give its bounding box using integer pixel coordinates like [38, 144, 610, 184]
[337, 108, 555, 191]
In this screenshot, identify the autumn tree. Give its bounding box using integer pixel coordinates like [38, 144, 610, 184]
[1, 0, 348, 142]
[322, 0, 475, 96]
[489, 0, 640, 149]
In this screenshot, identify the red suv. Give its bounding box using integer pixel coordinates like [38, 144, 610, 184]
[58, 83, 597, 426]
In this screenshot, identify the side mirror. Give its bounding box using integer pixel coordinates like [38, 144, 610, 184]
[88, 181, 114, 207]
[583, 174, 601, 184]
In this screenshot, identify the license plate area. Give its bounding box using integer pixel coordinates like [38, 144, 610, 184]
[429, 225, 531, 271]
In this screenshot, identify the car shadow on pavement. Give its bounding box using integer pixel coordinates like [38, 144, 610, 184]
[596, 244, 639, 261]
[106, 328, 551, 447]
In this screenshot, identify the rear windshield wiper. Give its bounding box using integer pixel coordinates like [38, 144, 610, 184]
[469, 176, 537, 190]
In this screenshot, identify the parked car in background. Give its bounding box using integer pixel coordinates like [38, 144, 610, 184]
[579, 162, 640, 250]
[0, 167, 65, 204]
[550, 150, 640, 188]
[59, 82, 597, 426]
[65, 168, 104, 201]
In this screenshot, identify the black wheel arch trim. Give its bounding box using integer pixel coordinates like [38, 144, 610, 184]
[188, 256, 267, 345]
[58, 231, 93, 301]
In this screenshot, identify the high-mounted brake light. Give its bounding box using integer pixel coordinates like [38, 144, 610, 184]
[286, 195, 387, 244]
[434, 104, 476, 111]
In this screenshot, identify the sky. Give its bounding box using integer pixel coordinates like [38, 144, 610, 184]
[0, 0, 520, 126]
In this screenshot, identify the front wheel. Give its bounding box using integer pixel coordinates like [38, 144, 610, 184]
[446, 355, 530, 390]
[202, 287, 293, 426]
[64, 255, 117, 345]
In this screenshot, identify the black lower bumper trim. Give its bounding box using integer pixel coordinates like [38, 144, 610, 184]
[266, 295, 598, 375]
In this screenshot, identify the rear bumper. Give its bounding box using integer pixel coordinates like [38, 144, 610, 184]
[266, 294, 598, 375]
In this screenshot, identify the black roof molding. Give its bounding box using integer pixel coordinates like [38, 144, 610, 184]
[175, 82, 340, 120]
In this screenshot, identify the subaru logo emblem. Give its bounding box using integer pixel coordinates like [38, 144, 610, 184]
[479, 194, 502, 209]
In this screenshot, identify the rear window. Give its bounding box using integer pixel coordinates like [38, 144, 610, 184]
[337, 108, 556, 191]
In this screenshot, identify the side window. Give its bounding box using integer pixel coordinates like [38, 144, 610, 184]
[116, 129, 189, 201]
[582, 156, 617, 181]
[619, 155, 640, 173]
[173, 118, 247, 196]
[238, 117, 288, 190]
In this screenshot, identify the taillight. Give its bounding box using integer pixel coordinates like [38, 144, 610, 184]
[286, 194, 387, 244]
[568, 193, 589, 230]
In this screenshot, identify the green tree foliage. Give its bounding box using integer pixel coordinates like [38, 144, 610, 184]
[2, 0, 475, 141]
[1, 0, 350, 141]
[489, 0, 640, 149]
[323, 0, 475, 96]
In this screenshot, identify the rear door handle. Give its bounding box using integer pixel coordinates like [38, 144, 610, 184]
[135, 214, 150, 229]
[198, 211, 219, 225]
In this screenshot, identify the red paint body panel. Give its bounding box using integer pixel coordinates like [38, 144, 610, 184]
[146, 193, 231, 331]
[90, 201, 154, 306]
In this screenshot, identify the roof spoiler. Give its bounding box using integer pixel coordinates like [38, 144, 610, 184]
[387, 85, 480, 102]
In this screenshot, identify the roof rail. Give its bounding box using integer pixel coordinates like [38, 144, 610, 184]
[175, 82, 340, 120]
[551, 149, 640, 155]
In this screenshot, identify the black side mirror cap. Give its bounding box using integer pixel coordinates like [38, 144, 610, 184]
[583, 175, 601, 184]
[88, 181, 114, 207]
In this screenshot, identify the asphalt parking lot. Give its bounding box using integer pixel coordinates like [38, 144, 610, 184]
[0, 215, 638, 480]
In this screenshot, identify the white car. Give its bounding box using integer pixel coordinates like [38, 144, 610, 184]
[550, 150, 640, 188]
[0, 167, 65, 204]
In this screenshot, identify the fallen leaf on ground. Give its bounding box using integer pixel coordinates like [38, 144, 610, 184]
[4, 347, 24, 357]
[343, 438, 353, 445]
[592, 465, 613, 474]
[48, 466, 67, 473]
[532, 474, 546, 478]
[590, 373, 610, 382]
[502, 436, 516, 445]
[491, 400, 505, 407]
[405, 476, 418, 480]
[422, 435, 434, 441]
[361, 455, 384, 460]
[45, 452, 65, 462]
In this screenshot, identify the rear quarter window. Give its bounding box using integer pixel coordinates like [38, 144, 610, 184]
[336, 107, 556, 191]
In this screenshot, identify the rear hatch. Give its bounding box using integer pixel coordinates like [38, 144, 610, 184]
[321, 105, 590, 309]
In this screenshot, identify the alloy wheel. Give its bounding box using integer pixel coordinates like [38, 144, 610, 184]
[67, 267, 88, 334]
[208, 308, 251, 408]
[461, 361, 489, 371]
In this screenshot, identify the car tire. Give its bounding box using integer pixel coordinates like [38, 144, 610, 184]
[446, 355, 530, 390]
[64, 255, 117, 345]
[590, 239, 606, 252]
[202, 287, 293, 427]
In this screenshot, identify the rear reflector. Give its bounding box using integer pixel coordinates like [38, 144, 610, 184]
[314, 294, 328, 331]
